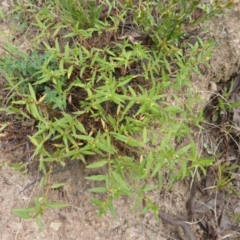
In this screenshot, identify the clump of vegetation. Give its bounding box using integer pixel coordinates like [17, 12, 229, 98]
[0, 0, 235, 228]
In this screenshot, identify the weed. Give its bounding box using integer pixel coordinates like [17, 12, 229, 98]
[0, 0, 235, 228]
[12, 196, 69, 230]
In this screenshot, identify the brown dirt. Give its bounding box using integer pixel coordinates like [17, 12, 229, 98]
[1, 1, 240, 240]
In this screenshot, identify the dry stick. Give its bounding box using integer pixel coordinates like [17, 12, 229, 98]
[19, 161, 79, 193]
[158, 212, 196, 240]
[186, 177, 197, 219]
[140, 219, 179, 240]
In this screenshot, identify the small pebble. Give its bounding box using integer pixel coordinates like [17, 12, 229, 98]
[50, 220, 62, 231]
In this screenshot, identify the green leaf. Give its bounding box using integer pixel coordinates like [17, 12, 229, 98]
[143, 185, 158, 192]
[59, 59, 64, 75]
[55, 38, 60, 52]
[36, 217, 44, 230]
[0, 7, 5, 20]
[28, 103, 42, 121]
[86, 160, 108, 169]
[73, 134, 93, 141]
[140, 205, 149, 215]
[67, 65, 74, 79]
[131, 197, 142, 211]
[85, 175, 106, 181]
[176, 144, 191, 156]
[29, 83, 36, 101]
[0, 122, 8, 132]
[230, 100, 240, 108]
[74, 121, 87, 134]
[90, 198, 104, 207]
[107, 199, 116, 216]
[143, 127, 148, 144]
[12, 100, 26, 105]
[46, 202, 70, 209]
[117, 75, 134, 87]
[180, 160, 187, 179]
[144, 152, 154, 177]
[127, 137, 144, 147]
[112, 171, 130, 193]
[50, 183, 65, 189]
[12, 208, 35, 219]
[151, 161, 163, 178]
[111, 132, 128, 142]
[88, 187, 108, 193]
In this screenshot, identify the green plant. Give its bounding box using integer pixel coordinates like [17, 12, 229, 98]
[13, 196, 69, 230]
[55, 0, 102, 29]
[0, 0, 235, 227]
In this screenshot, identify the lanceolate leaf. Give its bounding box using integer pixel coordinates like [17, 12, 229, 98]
[86, 160, 108, 169]
[46, 202, 70, 209]
[12, 208, 35, 219]
[85, 175, 106, 181]
[88, 187, 108, 193]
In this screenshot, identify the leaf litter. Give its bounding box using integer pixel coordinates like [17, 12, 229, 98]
[186, 74, 240, 239]
[159, 74, 240, 240]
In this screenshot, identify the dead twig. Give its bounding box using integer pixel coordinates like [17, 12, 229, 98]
[186, 177, 197, 219]
[159, 211, 196, 240]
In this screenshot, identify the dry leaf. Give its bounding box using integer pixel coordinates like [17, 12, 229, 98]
[193, 193, 225, 214]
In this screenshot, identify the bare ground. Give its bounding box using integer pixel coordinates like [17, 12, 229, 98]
[1, 1, 240, 240]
